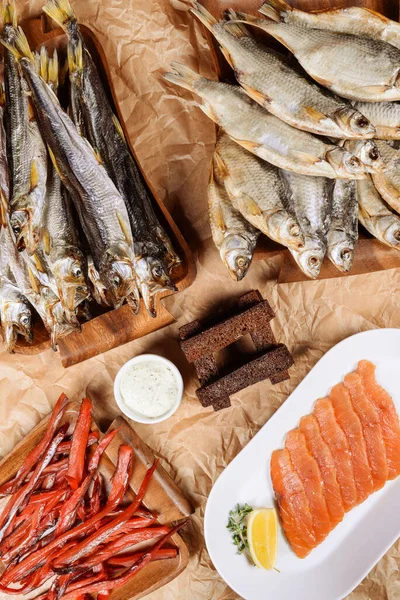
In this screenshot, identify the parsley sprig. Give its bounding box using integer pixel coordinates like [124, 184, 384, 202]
[227, 503, 253, 557]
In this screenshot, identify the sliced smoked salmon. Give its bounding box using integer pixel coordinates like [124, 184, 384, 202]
[357, 360, 400, 479]
[270, 448, 316, 558]
[285, 429, 331, 543]
[344, 372, 388, 491]
[330, 383, 373, 503]
[313, 398, 358, 511]
[299, 414, 345, 528]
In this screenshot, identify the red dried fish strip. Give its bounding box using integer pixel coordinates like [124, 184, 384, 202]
[0, 394, 69, 498]
[107, 548, 178, 567]
[52, 459, 158, 569]
[66, 398, 93, 490]
[56, 432, 99, 456]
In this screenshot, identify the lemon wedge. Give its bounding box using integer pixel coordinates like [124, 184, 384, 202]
[247, 508, 278, 570]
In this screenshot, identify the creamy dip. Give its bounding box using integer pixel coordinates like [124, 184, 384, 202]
[119, 359, 179, 419]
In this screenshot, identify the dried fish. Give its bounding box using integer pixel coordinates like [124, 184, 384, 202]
[214, 134, 304, 250]
[259, 0, 400, 50]
[327, 180, 358, 272]
[357, 176, 400, 248]
[371, 141, 400, 213]
[232, 9, 400, 101]
[191, 3, 375, 139]
[280, 170, 333, 278]
[164, 63, 366, 179]
[209, 155, 259, 281]
[341, 139, 386, 174]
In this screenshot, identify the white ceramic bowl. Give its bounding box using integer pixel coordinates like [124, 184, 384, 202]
[113, 354, 183, 424]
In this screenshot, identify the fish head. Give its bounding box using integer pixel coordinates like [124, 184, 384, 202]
[268, 212, 305, 251]
[9, 210, 30, 251]
[104, 258, 138, 308]
[326, 147, 366, 180]
[48, 302, 81, 350]
[220, 234, 254, 281]
[327, 231, 356, 273]
[2, 298, 33, 352]
[134, 256, 177, 317]
[333, 107, 375, 139]
[52, 252, 89, 313]
[379, 216, 400, 248]
[290, 238, 326, 279]
[348, 140, 385, 174]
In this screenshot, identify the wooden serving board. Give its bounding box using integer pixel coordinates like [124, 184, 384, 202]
[203, 0, 400, 283]
[0, 402, 193, 600]
[10, 14, 196, 366]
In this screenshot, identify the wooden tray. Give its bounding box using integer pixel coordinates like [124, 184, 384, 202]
[10, 14, 196, 366]
[0, 402, 193, 600]
[203, 0, 400, 283]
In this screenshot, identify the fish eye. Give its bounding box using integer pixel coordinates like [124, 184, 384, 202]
[289, 224, 301, 237]
[112, 275, 121, 286]
[369, 147, 379, 160]
[236, 256, 247, 268]
[308, 256, 319, 267]
[152, 265, 163, 278]
[76, 286, 84, 292]
[72, 266, 82, 278]
[356, 117, 368, 128]
[12, 225, 21, 235]
[20, 315, 30, 326]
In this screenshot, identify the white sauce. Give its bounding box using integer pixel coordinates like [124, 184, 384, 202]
[119, 359, 179, 419]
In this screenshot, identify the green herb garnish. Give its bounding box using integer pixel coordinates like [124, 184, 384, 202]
[227, 503, 253, 556]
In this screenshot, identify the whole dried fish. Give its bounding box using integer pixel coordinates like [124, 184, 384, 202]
[4, 28, 138, 310]
[164, 64, 366, 179]
[214, 134, 304, 250]
[44, 0, 179, 317]
[191, 3, 375, 139]
[327, 180, 358, 272]
[258, 0, 400, 50]
[357, 177, 400, 248]
[352, 101, 400, 140]
[209, 157, 259, 281]
[2, 5, 47, 254]
[280, 170, 333, 278]
[371, 141, 400, 213]
[232, 10, 400, 102]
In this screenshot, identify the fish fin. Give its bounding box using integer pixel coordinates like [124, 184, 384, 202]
[190, 2, 217, 32]
[219, 46, 235, 69]
[212, 151, 229, 180]
[43, 0, 76, 31]
[302, 105, 328, 122]
[39, 45, 48, 81]
[30, 160, 38, 191]
[234, 138, 261, 155]
[67, 39, 83, 75]
[42, 228, 51, 255]
[312, 75, 333, 89]
[112, 114, 126, 143]
[240, 83, 270, 106]
[116, 211, 133, 246]
[210, 201, 226, 233]
[2, 1, 17, 27]
[47, 146, 62, 178]
[48, 48, 59, 92]
[241, 194, 262, 217]
[28, 266, 40, 294]
[259, 0, 289, 21]
[225, 10, 250, 38]
[163, 62, 202, 93]
[93, 148, 103, 164]
[32, 252, 46, 272]
[27, 99, 35, 121]
[0, 190, 8, 227]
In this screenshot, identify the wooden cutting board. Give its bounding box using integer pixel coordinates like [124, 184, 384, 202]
[0, 402, 193, 600]
[203, 0, 400, 282]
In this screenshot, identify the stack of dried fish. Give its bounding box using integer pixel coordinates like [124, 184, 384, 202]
[0, 0, 180, 352]
[165, 1, 400, 280]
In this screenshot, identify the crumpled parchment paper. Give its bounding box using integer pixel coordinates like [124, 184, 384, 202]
[0, 1, 399, 599]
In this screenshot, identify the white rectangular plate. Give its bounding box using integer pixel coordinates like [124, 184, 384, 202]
[204, 329, 400, 600]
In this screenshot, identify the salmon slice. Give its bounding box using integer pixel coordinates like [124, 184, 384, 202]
[344, 372, 388, 491]
[270, 448, 316, 558]
[299, 415, 345, 528]
[285, 429, 331, 544]
[330, 383, 373, 503]
[313, 398, 358, 511]
[357, 360, 400, 479]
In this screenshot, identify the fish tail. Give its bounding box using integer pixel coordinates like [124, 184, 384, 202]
[1, 25, 34, 63]
[48, 48, 59, 91]
[190, 2, 217, 32]
[43, 0, 76, 32]
[67, 38, 83, 75]
[2, 1, 17, 27]
[224, 9, 250, 38]
[163, 62, 202, 93]
[39, 45, 49, 80]
[258, 0, 289, 21]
